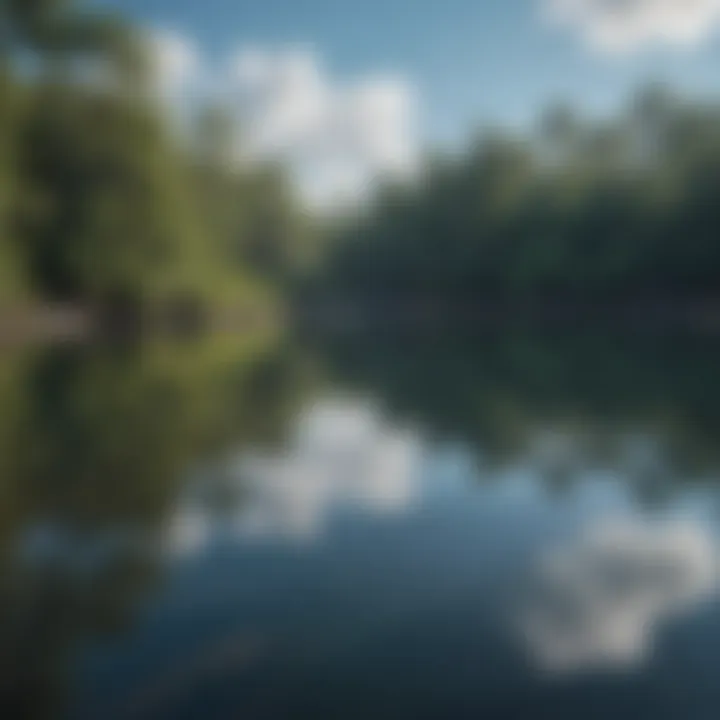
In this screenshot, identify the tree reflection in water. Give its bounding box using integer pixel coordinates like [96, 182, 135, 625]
[2, 330, 720, 715]
[0, 333, 306, 718]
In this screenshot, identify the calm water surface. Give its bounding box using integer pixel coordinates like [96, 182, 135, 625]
[3, 333, 720, 719]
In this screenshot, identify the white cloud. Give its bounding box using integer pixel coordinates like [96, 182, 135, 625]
[228, 48, 418, 209]
[543, 0, 720, 54]
[521, 516, 720, 673]
[145, 34, 419, 209]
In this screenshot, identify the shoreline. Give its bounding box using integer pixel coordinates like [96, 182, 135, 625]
[0, 304, 282, 348]
[0, 305, 92, 347]
[4, 299, 720, 347]
[298, 298, 720, 334]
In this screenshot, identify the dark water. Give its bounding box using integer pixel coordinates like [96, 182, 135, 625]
[3, 332, 720, 719]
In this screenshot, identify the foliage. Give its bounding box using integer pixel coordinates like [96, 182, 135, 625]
[0, 0, 307, 321]
[319, 85, 720, 304]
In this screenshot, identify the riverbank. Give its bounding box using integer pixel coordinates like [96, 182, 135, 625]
[0, 306, 91, 347]
[5, 298, 720, 348]
[298, 298, 720, 335]
[0, 303, 284, 347]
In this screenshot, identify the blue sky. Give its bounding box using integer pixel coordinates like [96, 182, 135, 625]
[90, 0, 720, 207]
[94, 0, 720, 143]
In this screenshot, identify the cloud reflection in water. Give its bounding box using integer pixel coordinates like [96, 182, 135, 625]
[166, 399, 422, 554]
[521, 515, 720, 674]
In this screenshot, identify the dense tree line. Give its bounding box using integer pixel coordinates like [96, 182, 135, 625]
[6, 2, 720, 322]
[319, 85, 720, 305]
[0, 0, 310, 321]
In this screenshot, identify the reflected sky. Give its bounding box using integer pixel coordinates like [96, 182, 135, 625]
[163, 399, 716, 559]
[7, 336, 720, 719]
[521, 515, 720, 674]
[166, 398, 423, 552]
[149, 392, 720, 698]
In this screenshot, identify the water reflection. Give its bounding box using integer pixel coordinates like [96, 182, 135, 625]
[0, 335, 296, 718]
[3, 332, 720, 717]
[522, 515, 720, 674]
[321, 332, 720, 491]
[167, 399, 421, 552]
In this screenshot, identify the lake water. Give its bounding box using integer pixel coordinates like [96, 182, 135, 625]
[3, 331, 720, 719]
